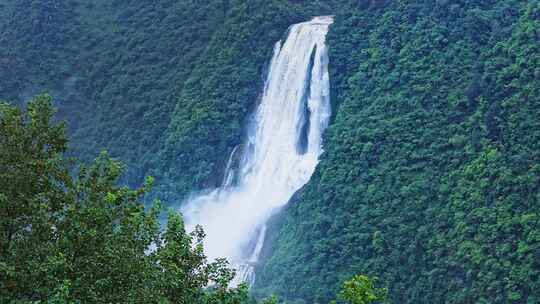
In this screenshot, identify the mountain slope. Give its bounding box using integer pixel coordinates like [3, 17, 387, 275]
[256, 1, 540, 303]
[0, 0, 331, 197]
[1, 1, 539, 303]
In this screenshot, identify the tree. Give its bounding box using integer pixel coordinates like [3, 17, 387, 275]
[336, 275, 387, 304]
[0, 94, 248, 303]
[0, 94, 70, 300]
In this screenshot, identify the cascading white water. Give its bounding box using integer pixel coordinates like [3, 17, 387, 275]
[182, 16, 333, 286]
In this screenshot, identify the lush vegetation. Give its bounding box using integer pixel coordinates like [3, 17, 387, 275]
[256, 0, 540, 303]
[2, 0, 539, 303]
[0, 95, 252, 303]
[331, 275, 387, 304]
[0, 94, 386, 303]
[0, 0, 333, 199]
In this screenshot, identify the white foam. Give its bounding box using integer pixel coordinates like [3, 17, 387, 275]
[181, 16, 333, 285]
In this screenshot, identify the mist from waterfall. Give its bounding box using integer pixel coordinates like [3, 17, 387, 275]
[181, 16, 333, 286]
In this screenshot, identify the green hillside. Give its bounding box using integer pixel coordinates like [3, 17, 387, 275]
[1, 0, 539, 303]
[0, 0, 331, 196]
[256, 1, 540, 303]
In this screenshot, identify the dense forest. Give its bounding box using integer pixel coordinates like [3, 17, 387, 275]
[0, 0, 332, 199]
[0, 95, 384, 304]
[1, 0, 539, 303]
[0, 95, 252, 303]
[256, 1, 540, 303]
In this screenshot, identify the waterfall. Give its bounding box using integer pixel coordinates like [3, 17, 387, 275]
[181, 16, 333, 286]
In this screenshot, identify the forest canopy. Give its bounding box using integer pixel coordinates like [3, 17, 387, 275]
[1, 0, 539, 303]
[0, 95, 249, 303]
[0, 95, 387, 304]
